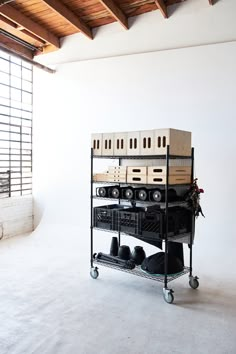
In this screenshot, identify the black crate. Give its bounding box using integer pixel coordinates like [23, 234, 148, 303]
[118, 207, 145, 234]
[141, 209, 164, 238]
[141, 207, 192, 240]
[167, 207, 192, 235]
[93, 204, 128, 230]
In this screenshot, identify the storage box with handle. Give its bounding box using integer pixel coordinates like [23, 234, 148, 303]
[91, 133, 102, 156]
[127, 131, 140, 156]
[114, 132, 127, 156]
[148, 166, 191, 176]
[102, 133, 114, 156]
[140, 130, 155, 155]
[147, 175, 191, 185]
[154, 128, 191, 156]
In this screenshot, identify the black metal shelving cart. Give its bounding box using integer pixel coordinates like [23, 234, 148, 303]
[90, 146, 199, 304]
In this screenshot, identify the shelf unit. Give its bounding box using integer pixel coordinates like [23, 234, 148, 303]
[90, 146, 199, 304]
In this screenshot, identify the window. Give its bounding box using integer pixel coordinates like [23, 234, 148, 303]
[0, 50, 33, 198]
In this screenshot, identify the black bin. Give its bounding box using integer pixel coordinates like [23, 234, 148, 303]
[141, 209, 164, 239]
[118, 207, 145, 235]
[93, 204, 128, 230]
[167, 207, 192, 235]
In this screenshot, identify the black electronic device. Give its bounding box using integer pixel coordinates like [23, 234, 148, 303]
[149, 188, 177, 202]
[135, 188, 148, 201]
[121, 186, 134, 200]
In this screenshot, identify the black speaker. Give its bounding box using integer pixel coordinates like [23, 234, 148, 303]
[96, 185, 120, 198]
[121, 187, 134, 200]
[149, 188, 177, 202]
[150, 189, 162, 202]
[96, 186, 109, 197]
[135, 188, 148, 201]
[109, 186, 120, 198]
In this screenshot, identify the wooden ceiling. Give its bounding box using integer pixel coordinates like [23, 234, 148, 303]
[0, 0, 215, 61]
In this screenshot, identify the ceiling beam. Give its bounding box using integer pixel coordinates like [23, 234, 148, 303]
[155, 0, 168, 19]
[42, 0, 93, 39]
[99, 0, 128, 30]
[0, 14, 46, 45]
[0, 32, 33, 60]
[0, 4, 60, 48]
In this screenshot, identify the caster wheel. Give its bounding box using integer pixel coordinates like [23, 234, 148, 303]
[90, 268, 99, 279]
[163, 289, 174, 304]
[189, 276, 199, 289]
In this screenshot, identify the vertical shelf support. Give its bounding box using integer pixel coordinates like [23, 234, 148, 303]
[164, 145, 170, 289]
[118, 157, 121, 246]
[90, 147, 94, 268]
[189, 147, 195, 276]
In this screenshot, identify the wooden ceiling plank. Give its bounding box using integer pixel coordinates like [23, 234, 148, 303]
[0, 18, 45, 46]
[36, 43, 59, 55]
[0, 4, 60, 47]
[0, 13, 17, 27]
[0, 32, 34, 60]
[20, 29, 46, 44]
[41, 0, 93, 39]
[155, 0, 168, 18]
[0, 9, 50, 44]
[99, 0, 128, 29]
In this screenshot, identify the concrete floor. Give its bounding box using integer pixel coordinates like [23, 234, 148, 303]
[0, 224, 235, 354]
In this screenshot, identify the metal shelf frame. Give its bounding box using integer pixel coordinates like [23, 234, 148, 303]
[93, 195, 188, 208]
[90, 146, 196, 300]
[93, 181, 191, 187]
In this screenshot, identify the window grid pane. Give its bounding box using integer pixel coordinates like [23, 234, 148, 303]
[0, 50, 32, 198]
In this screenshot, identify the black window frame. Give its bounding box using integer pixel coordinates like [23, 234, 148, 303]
[0, 49, 33, 198]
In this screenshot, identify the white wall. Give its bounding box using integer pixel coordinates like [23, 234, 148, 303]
[0, 196, 33, 240]
[33, 0, 236, 276]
